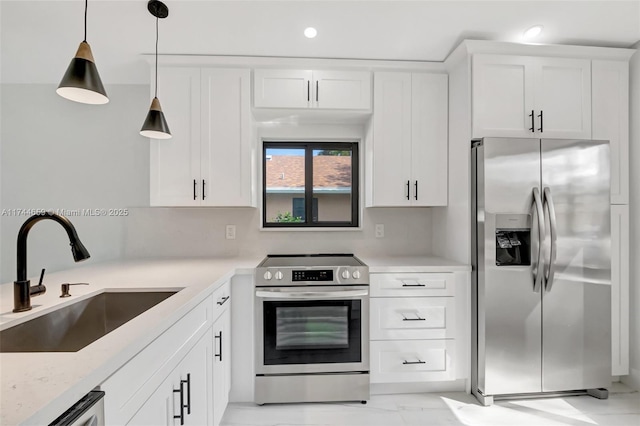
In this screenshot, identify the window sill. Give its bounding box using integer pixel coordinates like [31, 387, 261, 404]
[259, 226, 363, 232]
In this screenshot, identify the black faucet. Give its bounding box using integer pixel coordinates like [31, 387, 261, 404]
[13, 213, 91, 312]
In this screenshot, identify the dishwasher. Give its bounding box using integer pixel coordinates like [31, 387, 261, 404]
[49, 390, 105, 426]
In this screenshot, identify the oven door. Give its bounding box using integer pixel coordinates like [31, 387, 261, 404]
[255, 286, 369, 375]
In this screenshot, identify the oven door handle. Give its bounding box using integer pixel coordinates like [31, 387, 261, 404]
[255, 289, 368, 299]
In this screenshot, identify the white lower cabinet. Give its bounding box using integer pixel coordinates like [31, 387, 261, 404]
[212, 306, 231, 426]
[611, 205, 629, 376]
[102, 282, 233, 426]
[128, 330, 212, 426]
[371, 340, 456, 383]
[370, 271, 461, 385]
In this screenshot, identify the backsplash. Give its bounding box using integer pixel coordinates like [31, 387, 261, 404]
[123, 207, 433, 259]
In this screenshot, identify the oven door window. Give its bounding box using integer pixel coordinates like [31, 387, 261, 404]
[263, 300, 361, 365]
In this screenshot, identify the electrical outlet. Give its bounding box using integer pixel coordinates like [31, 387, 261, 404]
[225, 225, 236, 240]
[375, 224, 385, 238]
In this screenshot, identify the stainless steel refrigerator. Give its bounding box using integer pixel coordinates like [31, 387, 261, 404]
[471, 137, 611, 405]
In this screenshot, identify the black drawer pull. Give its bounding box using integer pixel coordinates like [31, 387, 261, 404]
[402, 315, 426, 321]
[403, 359, 426, 365]
[401, 283, 425, 287]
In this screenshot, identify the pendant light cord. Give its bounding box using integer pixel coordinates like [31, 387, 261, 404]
[155, 16, 159, 98]
[83, 0, 88, 42]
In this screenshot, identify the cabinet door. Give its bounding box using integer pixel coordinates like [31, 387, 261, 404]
[410, 73, 448, 206]
[592, 60, 629, 204]
[611, 205, 629, 376]
[200, 69, 254, 206]
[128, 333, 212, 426]
[472, 55, 536, 138]
[150, 67, 201, 206]
[179, 333, 212, 426]
[534, 57, 591, 139]
[127, 375, 173, 426]
[253, 69, 312, 108]
[371, 72, 412, 206]
[212, 308, 230, 426]
[312, 70, 371, 110]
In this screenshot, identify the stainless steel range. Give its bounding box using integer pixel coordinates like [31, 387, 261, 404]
[255, 254, 370, 404]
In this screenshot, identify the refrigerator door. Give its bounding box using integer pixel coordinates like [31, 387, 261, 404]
[476, 137, 543, 395]
[540, 139, 611, 392]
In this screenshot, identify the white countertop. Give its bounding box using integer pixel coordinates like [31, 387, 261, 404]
[0, 256, 261, 426]
[359, 255, 471, 273]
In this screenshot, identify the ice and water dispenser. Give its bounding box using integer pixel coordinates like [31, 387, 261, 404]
[495, 214, 531, 266]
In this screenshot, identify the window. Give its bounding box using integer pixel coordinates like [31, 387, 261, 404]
[263, 142, 359, 228]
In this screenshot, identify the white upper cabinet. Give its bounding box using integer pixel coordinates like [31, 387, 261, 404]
[472, 55, 591, 139]
[369, 72, 448, 207]
[592, 60, 629, 204]
[150, 67, 202, 206]
[150, 67, 255, 207]
[200, 68, 253, 207]
[253, 69, 371, 110]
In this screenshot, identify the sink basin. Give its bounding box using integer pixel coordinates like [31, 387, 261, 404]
[0, 291, 179, 353]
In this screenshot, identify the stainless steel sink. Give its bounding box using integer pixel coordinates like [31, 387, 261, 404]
[0, 291, 179, 352]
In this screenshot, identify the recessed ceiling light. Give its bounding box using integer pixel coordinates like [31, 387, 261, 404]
[523, 25, 544, 40]
[304, 27, 317, 39]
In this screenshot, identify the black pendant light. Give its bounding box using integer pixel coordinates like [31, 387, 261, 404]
[140, 0, 171, 139]
[57, 0, 108, 105]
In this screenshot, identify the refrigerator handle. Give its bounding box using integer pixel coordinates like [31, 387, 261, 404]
[532, 187, 545, 293]
[543, 187, 558, 292]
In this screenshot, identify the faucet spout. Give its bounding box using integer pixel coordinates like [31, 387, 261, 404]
[13, 213, 91, 312]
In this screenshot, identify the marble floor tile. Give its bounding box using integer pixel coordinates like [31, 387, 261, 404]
[221, 390, 640, 426]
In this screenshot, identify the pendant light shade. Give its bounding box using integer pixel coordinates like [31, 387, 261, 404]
[140, 97, 171, 139]
[140, 1, 171, 139]
[57, 0, 108, 104]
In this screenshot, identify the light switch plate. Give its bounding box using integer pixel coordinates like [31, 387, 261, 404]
[225, 225, 236, 240]
[375, 224, 384, 238]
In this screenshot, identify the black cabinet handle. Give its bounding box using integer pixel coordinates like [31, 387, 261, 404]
[193, 179, 197, 201]
[202, 179, 206, 200]
[215, 331, 222, 361]
[316, 81, 319, 102]
[406, 180, 410, 200]
[181, 374, 191, 415]
[217, 296, 230, 306]
[537, 110, 543, 133]
[173, 382, 185, 425]
[307, 81, 310, 102]
[403, 359, 426, 365]
[529, 110, 535, 132]
[402, 316, 426, 321]
[402, 283, 426, 287]
[414, 181, 418, 200]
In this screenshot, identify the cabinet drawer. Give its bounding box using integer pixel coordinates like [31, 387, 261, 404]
[212, 280, 231, 321]
[370, 273, 454, 297]
[370, 297, 455, 340]
[102, 296, 212, 425]
[370, 340, 456, 383]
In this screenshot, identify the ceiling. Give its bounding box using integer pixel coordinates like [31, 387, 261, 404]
[1, 0, 639, 84]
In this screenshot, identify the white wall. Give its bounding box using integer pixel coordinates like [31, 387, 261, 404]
[623, 44, 640, 391]
[122, 207, 432, 259]
[0, 84, 149, 283]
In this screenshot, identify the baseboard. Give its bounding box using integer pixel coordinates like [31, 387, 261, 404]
[371, 379, 467, 395]
[621, 368, 640, 391]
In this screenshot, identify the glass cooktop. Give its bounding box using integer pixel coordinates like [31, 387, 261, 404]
[259, 254, 365, 268]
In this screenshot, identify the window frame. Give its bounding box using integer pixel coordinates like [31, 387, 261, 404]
[262, 141, 359, 228]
